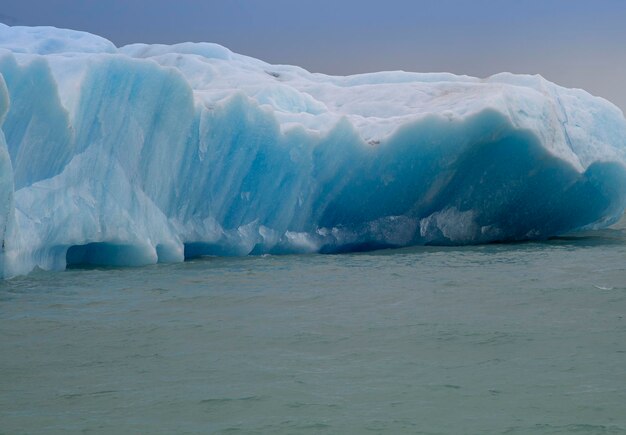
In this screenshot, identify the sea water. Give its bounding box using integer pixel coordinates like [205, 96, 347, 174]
[1, 227, 626, 434]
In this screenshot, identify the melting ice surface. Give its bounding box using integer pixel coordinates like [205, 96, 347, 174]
[0, 24, 626, 277]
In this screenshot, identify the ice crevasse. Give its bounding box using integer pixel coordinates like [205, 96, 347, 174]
[1, 23, 626, 277]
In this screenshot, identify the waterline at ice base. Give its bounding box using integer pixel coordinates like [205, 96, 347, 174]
[0, 24, 625, 278]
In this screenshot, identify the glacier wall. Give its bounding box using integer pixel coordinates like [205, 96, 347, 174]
[1, 23, 626, 277]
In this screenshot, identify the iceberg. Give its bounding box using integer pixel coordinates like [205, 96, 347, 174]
[1, 23, 625, 277]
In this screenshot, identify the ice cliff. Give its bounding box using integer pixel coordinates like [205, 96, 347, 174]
[1, 23, 626, 277]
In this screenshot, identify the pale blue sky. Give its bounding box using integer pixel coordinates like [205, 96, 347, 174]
[1, 0, 625, 111]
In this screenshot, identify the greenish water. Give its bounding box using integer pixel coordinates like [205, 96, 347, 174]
[2, 229, 626, 434]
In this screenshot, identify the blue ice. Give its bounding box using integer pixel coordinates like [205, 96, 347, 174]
[1, 24, 625, 277]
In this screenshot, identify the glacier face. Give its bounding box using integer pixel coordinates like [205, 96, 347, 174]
[1, 23, 626, 277]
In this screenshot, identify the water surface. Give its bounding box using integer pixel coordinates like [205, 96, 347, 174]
[2, 228, 626, 434]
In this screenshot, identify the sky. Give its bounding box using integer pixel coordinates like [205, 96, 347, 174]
[1, 0, 625, 112]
